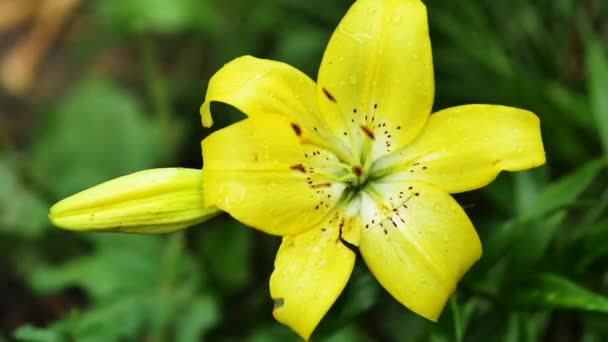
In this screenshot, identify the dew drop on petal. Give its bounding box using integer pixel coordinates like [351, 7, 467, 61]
[233, 184, 246, 204]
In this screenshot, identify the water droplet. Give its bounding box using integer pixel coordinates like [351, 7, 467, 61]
[433, 204, 441, 212]
[349, 75, 357, 85]
[233, 185, 246, 203]
[368, 7, 377, 14]
[442, 234, 449, 242]
[393, 15, 402, 23]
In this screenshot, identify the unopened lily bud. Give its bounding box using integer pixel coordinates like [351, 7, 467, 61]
[49, 168, 220, 233]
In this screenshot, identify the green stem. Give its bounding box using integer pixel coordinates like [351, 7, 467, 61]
[149, 232, 184, 342]
[449, 296, 463, 342]
[161, 232, 184, 292]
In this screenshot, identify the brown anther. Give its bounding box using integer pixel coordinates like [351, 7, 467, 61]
[290, 123, 302, 136]
[360, 125, 375, 139]
[322, 87, 336, 102]
[289, 164, 306, 173]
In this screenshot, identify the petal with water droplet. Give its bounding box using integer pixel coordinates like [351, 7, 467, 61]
[359, 181, 481, 321]
[202, 113, 346, 236]
[317, 0, 434, 159]
[270, 211, 356, 340]
[371, 105, 546, 193]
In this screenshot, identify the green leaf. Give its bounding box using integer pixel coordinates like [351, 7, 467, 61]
[198, 217, 253, 295]
[175, 295, 220, 342]
[513, 170, 544, 216]
[502, 312, 550, 342]
[31, 77, 165, 199]
[247, 323, 297, 342]
[448, 297, 464, 342]
[22, 233, 218, 341]
[503, 313, 521, 342]
[429, 3, 513, 77]
[435, 296, 478, 342]
[509, 211, 566, 270]
[585, 35, 608, 153]
[509, 273, 608, 313]
[314, 265, 380, 339]
[95, 0, 220, 34]
[478, 159, 606, 271]
[0, 155, 48, 238]
[521, 158, 605, 220]
[13, 325, 64, 342]
[565, 220, 608, 272]
[69, 295, 147, 341]
[448, 295, 479, 342]
[544, 82, 594, 129]
[0, 157, 48, 238]
[323, 325, 366, 342]
[28, 235, 165, 300]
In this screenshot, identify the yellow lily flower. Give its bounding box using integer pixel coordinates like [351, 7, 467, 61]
[200, 0, 545, 339]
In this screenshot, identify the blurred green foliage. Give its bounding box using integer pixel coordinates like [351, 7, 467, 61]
[1, 0, 607, 341]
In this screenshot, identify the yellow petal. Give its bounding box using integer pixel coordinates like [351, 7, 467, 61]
[200, 55, 356, 164]
[317, 0, 434, 160]
[359, 181, 481, 321]
[371, 105, 546, 193]
[270, 213, 356, 340]
[200, 56, 316, 129]
[201, 113, 346, 236]
[49, 168, 220, 233]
